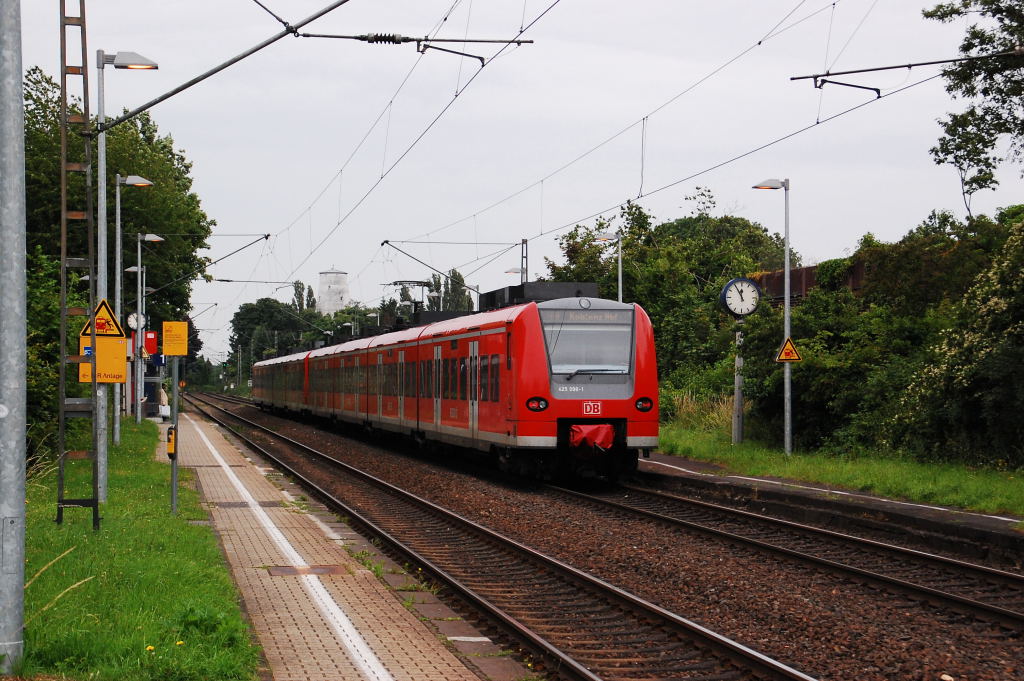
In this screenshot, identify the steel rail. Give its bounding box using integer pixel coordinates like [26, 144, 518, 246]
[549, 484, 1024, 629]
[187, 394, 818, 681]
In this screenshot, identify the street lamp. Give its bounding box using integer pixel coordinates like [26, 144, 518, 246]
[130, 233, 163, 424]
[112, 174, 152, 445]
[594, 232, 623, 303]
[96, 49, 157, 500]
[504, 267, 527, 284]
[752, 177, 792, 455]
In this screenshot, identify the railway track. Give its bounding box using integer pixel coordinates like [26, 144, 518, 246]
[197, 391, 252, 406]
[550, 484, 1024, 630]
[186, 393, 817, 681]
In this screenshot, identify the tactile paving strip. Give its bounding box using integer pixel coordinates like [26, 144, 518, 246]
[171, 415, 480, 681]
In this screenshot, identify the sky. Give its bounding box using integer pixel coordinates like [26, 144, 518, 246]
[18, 1, 1024, 360]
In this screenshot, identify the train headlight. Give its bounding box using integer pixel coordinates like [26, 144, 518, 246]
[526, 397, 549, 412]
[635, 397, 654, 412]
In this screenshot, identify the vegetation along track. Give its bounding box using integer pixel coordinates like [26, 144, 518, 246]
[186, 393, 815, 681]
[552, 484, 1024, 630]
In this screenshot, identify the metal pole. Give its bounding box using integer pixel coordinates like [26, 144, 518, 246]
[783, 179, 792, 455]
[135, 237, 143, 424]
[171, 356, 179, 514]
[732, 320, 744, 445]
[616, 235, 623, 303]
[113, 176, 122, 442]
[96, 51, 109, 500]
[0, 0, 27, 669]
[520, 238, 527, 285]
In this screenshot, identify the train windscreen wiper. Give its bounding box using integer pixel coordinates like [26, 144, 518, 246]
[564, 368, 626, 381]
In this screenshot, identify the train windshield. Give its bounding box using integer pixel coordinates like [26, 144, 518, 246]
[539, 307, 634, 375]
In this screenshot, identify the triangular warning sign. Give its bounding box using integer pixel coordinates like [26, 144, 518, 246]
[79, 299, 126, 338]
[775, 337, 802, 363]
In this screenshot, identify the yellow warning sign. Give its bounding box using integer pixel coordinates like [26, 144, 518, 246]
[79, 299, 126, 338]
[78, 336, 129, 383]
[162, 321, 189, 356]
[775, 337, 802, 363]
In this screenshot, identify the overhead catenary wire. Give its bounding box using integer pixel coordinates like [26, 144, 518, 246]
[99, 0, 356, 133]
[278, 0, 564, 283]
[409, 0, 838, 243]
[525, 72, 945, 249]
[273, 0, 467, 241]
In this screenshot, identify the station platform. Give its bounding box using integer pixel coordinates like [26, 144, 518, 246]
[637, 451, 1024, 566]
[160, 413, 530, 681]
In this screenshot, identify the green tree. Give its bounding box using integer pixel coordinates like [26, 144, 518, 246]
[924, 2, 1024, 195]
[23, 66, 212, 456]
[440, 269, 474, 311]
[426, 275, 443, 311]
[742, 207, 1018, 453]
[545, 200, 788, 387]
[888, 206, 1024, 465]
[24, 67, 214, 325]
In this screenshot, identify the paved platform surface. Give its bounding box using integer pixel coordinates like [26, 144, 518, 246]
[162, 413, 529, 681]
[637, 451, 1024, 565]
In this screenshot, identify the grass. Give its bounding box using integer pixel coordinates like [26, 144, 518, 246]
[17, 420, 260, 681]
[659, 423, 1024, 521]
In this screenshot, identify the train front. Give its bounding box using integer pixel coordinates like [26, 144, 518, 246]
[521, 297, 659, 478]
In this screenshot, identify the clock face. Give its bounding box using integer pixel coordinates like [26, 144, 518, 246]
[722, 278, 760, 316]
[127, 312, 146, 330]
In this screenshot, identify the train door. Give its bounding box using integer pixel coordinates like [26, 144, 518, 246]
[375, 352, 383, 421]
[398, 350, 406, 427]
[469, 340, 479, 443]
[433, 344, 442, 431]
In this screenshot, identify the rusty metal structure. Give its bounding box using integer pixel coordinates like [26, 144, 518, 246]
[57, 0, 100, 529]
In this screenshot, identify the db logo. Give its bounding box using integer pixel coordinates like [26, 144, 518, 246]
[583, 401, 602, 415]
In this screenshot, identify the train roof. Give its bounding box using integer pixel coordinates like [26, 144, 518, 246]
[253, 297, 632, 367]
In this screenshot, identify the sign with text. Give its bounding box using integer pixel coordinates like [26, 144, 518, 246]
[78, 336, 128, 383]
[162, 321, 189, 356]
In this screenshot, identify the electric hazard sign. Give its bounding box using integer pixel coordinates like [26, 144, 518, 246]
[775, 337, 802, 363]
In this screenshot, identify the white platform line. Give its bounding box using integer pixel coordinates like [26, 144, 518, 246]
[644, 459, 1020, 524]
[184, 414, 394, 681]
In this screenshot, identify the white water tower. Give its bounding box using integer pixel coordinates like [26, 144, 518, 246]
[317, 269, 350, 315]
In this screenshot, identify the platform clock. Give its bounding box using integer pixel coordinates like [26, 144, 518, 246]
[720, 278, 761, 317]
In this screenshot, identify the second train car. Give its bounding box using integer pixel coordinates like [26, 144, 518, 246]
[252, 296, 658, 478]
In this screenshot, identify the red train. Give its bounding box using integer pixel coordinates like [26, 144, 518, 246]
[252, 296, 658, 478]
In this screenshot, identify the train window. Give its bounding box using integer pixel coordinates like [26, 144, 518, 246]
[449, 358, 456, 399]
[480, 358, 489, 402]
[459, 357, 467, 401]
[490, 354, 500, 402]
[426, 360, 432, 398]
[539, 307, 634, 375]
[442, 359, 450, 399]
[470, 356, 478, 402]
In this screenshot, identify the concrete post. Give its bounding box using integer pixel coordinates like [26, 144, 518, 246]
[0, 0, 27, 670]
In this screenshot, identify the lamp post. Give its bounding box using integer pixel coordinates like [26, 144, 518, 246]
[594, 231, 623, 303]
[129, 233, 163, 424]
[504, 267, 527, 284]
[113, 174, 152, 445]
[96, 50, 157, 500]
[752, 177, 792, 454]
